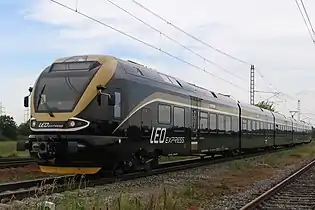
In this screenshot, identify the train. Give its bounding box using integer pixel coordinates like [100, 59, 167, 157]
[17, 54, 313, 175]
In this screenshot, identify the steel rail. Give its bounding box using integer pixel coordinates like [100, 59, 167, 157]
[239, 157, 315, 210]
[0, 157, 35, 169]
[0, 145, 304, 203]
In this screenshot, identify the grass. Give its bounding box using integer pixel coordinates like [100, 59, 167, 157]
[9, 142, 315, 209]
[0, 141, 29, 158]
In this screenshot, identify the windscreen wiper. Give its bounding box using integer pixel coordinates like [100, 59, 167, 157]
[36, 84, 55, 117]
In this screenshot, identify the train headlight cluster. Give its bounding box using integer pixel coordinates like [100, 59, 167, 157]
[68, 120, 76, 127]
[31, 120, 36, 127]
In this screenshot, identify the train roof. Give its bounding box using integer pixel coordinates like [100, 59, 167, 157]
[48, 54, 312, 129]
[117, 58, 239, 107]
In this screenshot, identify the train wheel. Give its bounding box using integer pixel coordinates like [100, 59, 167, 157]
[112, 161, 133, 176]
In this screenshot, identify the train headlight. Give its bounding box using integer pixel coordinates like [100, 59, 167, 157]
[31, 120, 36, 127]
[68, 120, 76, 127]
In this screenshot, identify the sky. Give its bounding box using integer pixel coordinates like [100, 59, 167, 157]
[1, 0, 315, 125]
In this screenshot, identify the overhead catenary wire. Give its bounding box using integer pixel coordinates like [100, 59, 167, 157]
[132, 0, 252, 66]
[105, 0, 249, 83]
[131, 0, 299, 101]
[50, 0, 315, 120]
[48, 0, 249, 92]
[132, 0, 315, 112]
[295, 0, 315, 42]
[300, 0, 315, 36]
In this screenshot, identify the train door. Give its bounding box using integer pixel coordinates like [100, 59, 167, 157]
[141, 108, 152, 138]
[190, 96, 201, 153]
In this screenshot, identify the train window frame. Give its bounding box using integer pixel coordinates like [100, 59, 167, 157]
[248, 120, 252, 131]
[158, 104, 171, 125]
[252, 120, 256, 132]
[218, 114, 225, 132]
[225, 115, 232, 133]
[209, 113, 217, 132]
[199, 111, 208, 131]
[173, 106, 185, 128]
[242, 119, 248, 131]
[231, 116, 238, 131]
[50, 61, 98, 72]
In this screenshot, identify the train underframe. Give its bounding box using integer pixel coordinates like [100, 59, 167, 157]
[17, 134, 312, 175]
[17, 134, 160, 175]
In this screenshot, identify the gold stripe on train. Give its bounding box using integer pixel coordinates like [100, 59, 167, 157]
[31, 55, 118, 122]
[39, 166, 101, 174]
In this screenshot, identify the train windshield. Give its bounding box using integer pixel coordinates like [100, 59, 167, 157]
[34, 75, 92, 112]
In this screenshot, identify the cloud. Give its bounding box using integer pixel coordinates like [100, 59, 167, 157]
[2, 0, 315, 124]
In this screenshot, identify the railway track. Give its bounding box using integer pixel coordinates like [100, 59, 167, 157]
[240, 157, 315, 210]
[0, 157, 35, 169]
[0, 145, 303, 203]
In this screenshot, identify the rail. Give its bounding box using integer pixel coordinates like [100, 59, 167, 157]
[0, 145, 300, 203]
[239, 158, 315, 210]
[0, 157, 35, 169]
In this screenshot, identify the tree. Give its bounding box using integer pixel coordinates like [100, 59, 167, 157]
[255, 100, 276, 112]
[0, 115, 18, 140]
[17, 121, 31, 136]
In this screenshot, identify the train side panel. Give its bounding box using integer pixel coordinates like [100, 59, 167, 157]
[273, 113, 293, 146]
[239, 103, 274, 149]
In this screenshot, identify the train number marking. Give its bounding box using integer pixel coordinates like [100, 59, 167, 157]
[149, 127, 185, 144]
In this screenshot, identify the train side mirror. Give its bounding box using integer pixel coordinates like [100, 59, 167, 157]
[23, 86, 33, 108]
[24, 96, 29, 108]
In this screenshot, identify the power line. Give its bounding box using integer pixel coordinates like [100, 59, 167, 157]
[300, 0, 315, 37]
[132, 0, 251, 66]
[295, 0, 315, 42]
[105, 0, 249, 83]
[48, 0, 249, 92]
[131, 0, 300, 102]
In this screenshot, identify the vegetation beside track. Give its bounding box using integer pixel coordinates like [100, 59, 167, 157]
[0, 141, 29, 158]
[14, 142, 315, 210]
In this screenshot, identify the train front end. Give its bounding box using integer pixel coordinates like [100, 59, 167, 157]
[16, 55, 119, 174]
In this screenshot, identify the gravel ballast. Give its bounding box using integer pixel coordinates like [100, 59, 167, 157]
[7, 144, 315, 209]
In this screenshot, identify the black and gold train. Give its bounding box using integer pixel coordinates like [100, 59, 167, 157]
[17, 55, 313, 175]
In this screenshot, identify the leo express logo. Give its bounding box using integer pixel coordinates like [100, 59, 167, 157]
[149, 127, 185, 144]
[38, 122, 63, 128]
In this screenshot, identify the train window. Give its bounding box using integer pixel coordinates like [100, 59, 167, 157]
[232, 116, 238, 131]
[256, 121, 260, 130]
[199, 112, 208, 130]
[248, 120, 252, 131]
[225, 116, 232, 132]
[209, 113, 217, 130]
[218, 115, 225, 131]
[200, 112, 207, 118]
[50, 61, 96, 72]
[264, 122, 268, 130]
[158, 104, 171, 124]
[252, 120, 256, 131]
[242, 119, 247, 130]
[159, 74, 173, 85]
[114, 92, 121, 118]
[173, 106, 185, 127]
